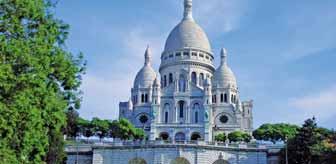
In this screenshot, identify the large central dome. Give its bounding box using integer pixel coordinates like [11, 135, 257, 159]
[164, 20, 211, 53]
[163, 0, 211, 53]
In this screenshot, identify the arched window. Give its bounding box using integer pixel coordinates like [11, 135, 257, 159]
[179, 101, 185, 118]
[169, 73, 173, 84]
[165, 111, 168, 123]
[144, 94, 148, 103]
[191, 133, 201, 141]
[231, 94, 234, 103]
[195, 111, 198, 123]
[141, 94, 145, 103]
[220, 94, 224, 103]
[224, 94, 228, 103]
[164, 75, 167, 87]
[159, 132, 169, 140]
[199, 73, 204, 86]
[191, 72, 197, 84]
[179, 74, 186, 92]
[193, 103, 200, 123]
[213, 95, 217, 103]
[163, 103, 170, 123]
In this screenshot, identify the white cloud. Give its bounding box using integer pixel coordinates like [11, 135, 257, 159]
[289, 85, 336, 122]
[279, 2, 336, 60]
[79, 26, 165, 120]
[79, 74, 132, 120]
[120, 29, 164, 69]
[194, 0, 249, 34]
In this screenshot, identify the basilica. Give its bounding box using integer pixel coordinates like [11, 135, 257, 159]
[119, 0, 253, 142]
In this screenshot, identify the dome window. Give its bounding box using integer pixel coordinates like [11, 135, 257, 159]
[192, 52, 197, 56]
[183, 52, 189, 56]
[176, 52, 181, 57]
[169, 54, 174, 58]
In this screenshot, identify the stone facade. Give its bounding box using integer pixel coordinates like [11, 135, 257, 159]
[119, 0, 253, 142]
[66, 144, 270, 164]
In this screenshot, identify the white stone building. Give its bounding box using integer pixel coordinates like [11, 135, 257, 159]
[119, 0, 253, 142]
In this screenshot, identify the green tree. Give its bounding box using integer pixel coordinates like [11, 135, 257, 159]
[110, 118, 142, 140]
[91, 117, 110, 141]
[253, 123, 299, 143]
[228, 131, 251, 143]
[282, 118, 336, 164]
[65, 108, 79, 138]
[286, 118, 318, 164]
[0, 0, 85, 163]
[134, 128, 145, 140]
[214, 133, 227, 142]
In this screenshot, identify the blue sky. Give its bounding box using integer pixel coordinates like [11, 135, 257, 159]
[55, 0, 336, 129]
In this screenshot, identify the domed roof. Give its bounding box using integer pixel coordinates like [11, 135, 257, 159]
[134, 46, 156, 88]
[164, 0, 211, 53]
[164, 20, 211, 53]
[213, 48, 237, 88]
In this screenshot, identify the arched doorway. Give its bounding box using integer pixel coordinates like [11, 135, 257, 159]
[175, 132, 186, 141]
[159, 132, 169, 141]
[190, 133, 201, 141]
[213, 159, 230, 164]
[129, 157, 147, 164]
[170, 157, 190, 164]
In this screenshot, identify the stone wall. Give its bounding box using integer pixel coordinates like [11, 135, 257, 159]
[66, 143, 280, 164]
[91, 145, 267, 164]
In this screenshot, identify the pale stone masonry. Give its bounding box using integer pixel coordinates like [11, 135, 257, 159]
[67, 1, 280, 164]
[66, 143, 271, 164]
[119, 0, 253, 143]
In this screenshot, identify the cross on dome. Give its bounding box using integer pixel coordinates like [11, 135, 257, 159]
[183, 0, 193, 21]
[220, 48, 228, 65]
[144, 45, 152, 66]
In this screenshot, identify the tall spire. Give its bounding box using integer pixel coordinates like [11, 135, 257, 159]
[183, 0, 193, 21]
[220, 48, 228, 65]
[144, 45, 152, 66]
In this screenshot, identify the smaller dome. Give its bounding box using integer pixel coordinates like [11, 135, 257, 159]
[133, 46, 156, 88]
[213, 48, 237, 88]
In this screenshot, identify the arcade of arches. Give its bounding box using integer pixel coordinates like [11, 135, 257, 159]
[159, 132, 202, 141]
